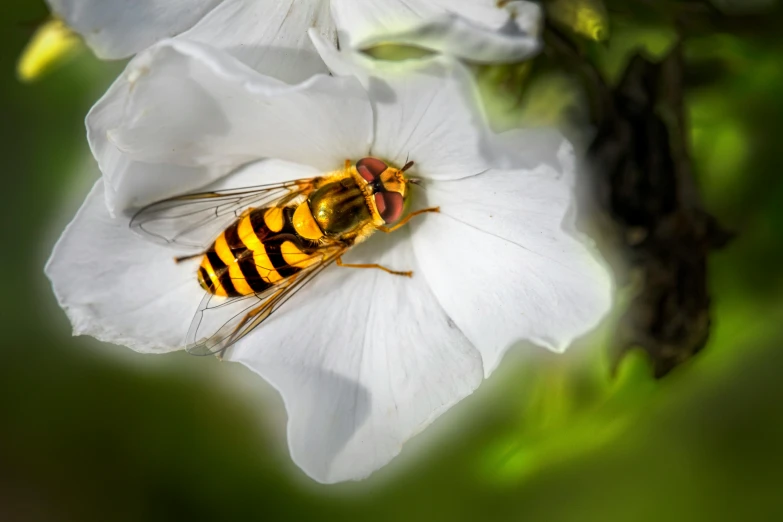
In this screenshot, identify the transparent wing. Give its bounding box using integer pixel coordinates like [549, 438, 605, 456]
[129, 178, 319, 250]
[186, 244, 347, 357]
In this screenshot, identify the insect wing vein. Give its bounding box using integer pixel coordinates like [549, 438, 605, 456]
[129, 179, 317, 249]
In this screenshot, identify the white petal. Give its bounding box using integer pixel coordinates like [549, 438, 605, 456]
[492, 127, 577, 182]
[330, 0, 541, 62]
[411, 143, 613, 376]
[87, 74, 206, 215]
[226, 231, 483, 483]
[45, 180, 202, 353]
[180, 0, 334, 83]
[311, 34, 493, 181]
[88, 39, 372, 214]
[210, 158, 322, 190]
[369, 60, 494, 180]
[46, 0, 221, 59]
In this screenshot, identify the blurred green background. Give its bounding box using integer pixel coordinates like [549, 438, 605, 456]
[2, 1, 783, 521]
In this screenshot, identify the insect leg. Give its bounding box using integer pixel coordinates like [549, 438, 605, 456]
[335, 256, 412, 278]
[174, 252, 204, 263]
[379, 207, 440, 234]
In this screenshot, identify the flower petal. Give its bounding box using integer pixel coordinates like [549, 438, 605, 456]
[180, 0, 335, 83]
[45, 180, 201, 353]
[88, 39, 372, 214]
[226, 231, 483, 483]
[410, 142, 613, 376]
[310, 33, 494, 180]
[491, 127, 577, 181]
[330, 0, 541, 63]
[46, 0, 221, 59]
[87, 74, 206, 215]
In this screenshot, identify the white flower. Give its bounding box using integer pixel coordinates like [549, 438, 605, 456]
[46, 36, 612, 483]
[47, 0, 541, 82]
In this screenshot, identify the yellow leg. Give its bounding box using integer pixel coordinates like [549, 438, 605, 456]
[336, 256, 412, 277]
[379, 207, 440, 234]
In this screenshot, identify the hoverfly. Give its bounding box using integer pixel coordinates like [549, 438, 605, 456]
[130, 158, 438, 357]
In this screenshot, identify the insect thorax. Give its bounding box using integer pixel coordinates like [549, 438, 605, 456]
[308, 177, 372, 238]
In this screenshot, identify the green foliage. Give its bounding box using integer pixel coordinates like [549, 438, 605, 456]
[545, 0, 610, 41]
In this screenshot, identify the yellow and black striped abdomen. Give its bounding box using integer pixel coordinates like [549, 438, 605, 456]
[198, 206, 318, 297]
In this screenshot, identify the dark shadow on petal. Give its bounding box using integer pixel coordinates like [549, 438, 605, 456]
[264, 363, 373, 482]
[365, 76, 397, 104]
[219, 46, 330, 85]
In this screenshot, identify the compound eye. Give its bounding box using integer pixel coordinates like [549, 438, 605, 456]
[356, 157, 388, 183]
[374, 191, 404, 224]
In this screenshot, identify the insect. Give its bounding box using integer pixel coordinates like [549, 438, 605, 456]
[130, 158, 439, 358]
